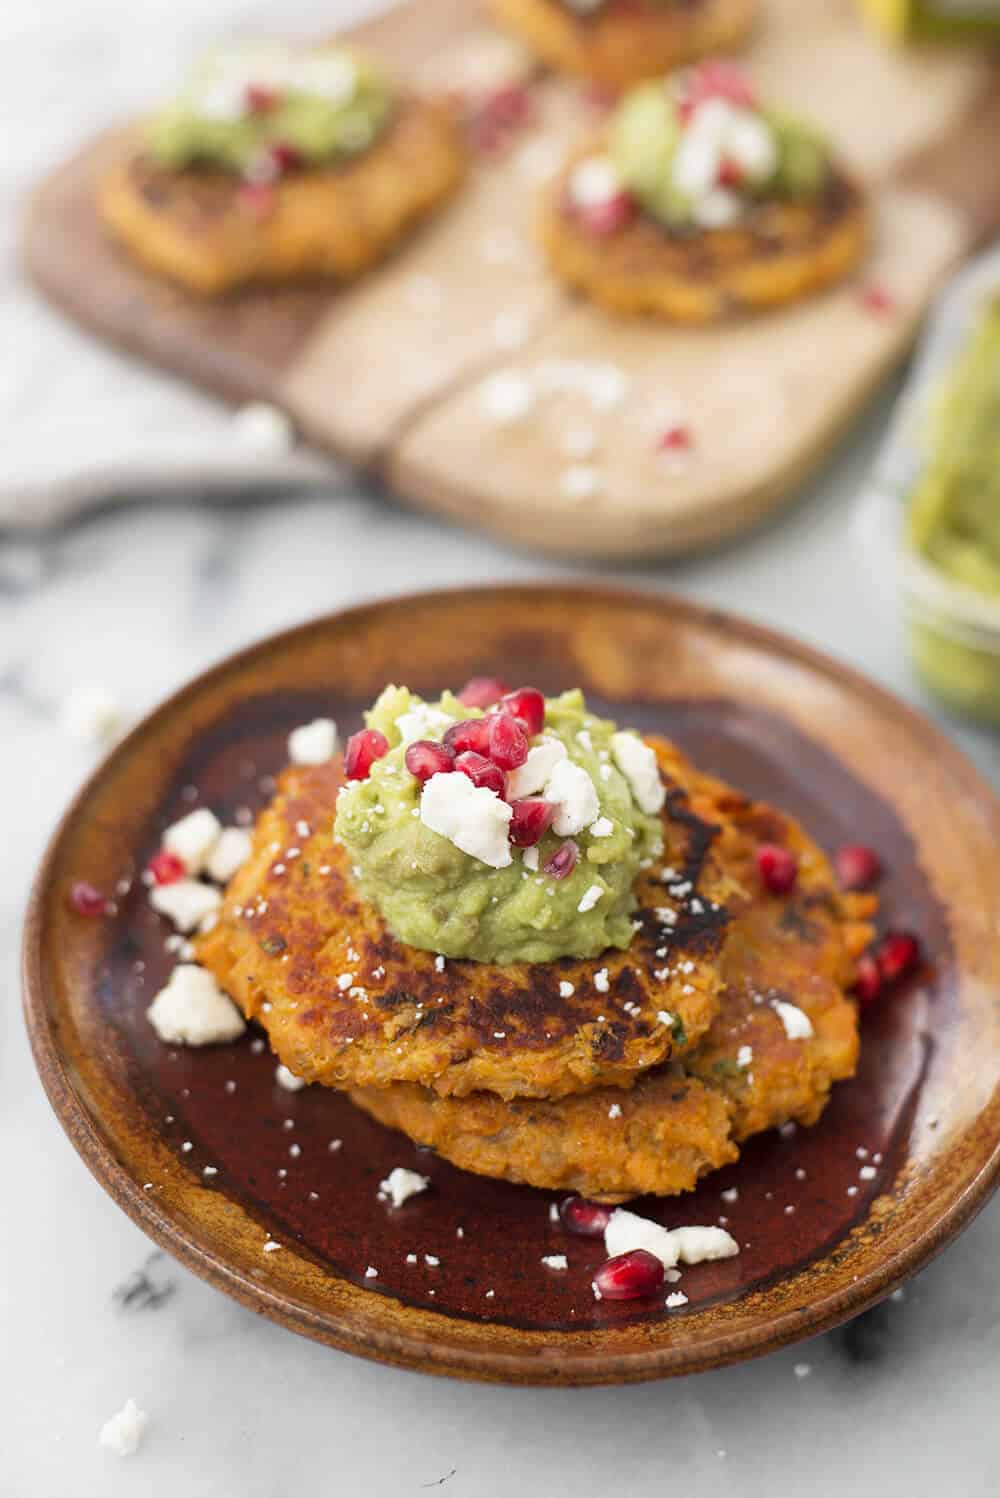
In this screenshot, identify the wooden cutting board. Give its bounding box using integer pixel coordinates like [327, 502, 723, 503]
[22, 0, 1000, 559]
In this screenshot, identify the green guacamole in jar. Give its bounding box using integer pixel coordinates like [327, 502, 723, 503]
[906, 298, 1000, 721]
[334, 687, 665, 964]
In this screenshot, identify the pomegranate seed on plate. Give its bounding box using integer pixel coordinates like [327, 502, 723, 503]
[148, 850, 186, 886]
[576, 191, 636, 238]
[405, 739, 455, 784]
[457, 676, 508, 708]
[344, 729, 389, 781]
[592, 1249, 665, 1302]
[835, 843, 882, 892]
[559, 1196, 613, 1238]
[488, 712, 529, 771]
[509, 798, 555, 847]
[658, 424, 693, 453]
[69, 881, 110, 917]
[443, 718, 492, 757]
[244, 83, 280, 114]
[756, 843, 798, 895]
[853, 953, 883, 1004]
[543, 839, 579, 880]
[875, 930, 921, 985]
[454, 752, 506, 796]
[501, 687, 545, 737]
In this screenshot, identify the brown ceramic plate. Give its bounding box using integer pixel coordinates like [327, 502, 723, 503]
[22, 585, 1000, 1385]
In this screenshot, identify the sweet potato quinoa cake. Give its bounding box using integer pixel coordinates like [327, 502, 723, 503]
[100, 43, 465, 294]
[489, 0, 757, 88]
[542, 60, 866, 320]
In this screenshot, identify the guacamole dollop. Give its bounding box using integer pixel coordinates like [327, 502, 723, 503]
[147, 44, 394, 175]
[334, 687, 664, 965]
[608, 78, 830, 230]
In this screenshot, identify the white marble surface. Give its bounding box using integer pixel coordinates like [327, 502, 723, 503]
[5, 3, 1000, 1495]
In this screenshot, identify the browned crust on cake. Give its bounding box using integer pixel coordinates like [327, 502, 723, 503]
[98, 96, 466, 294]
[489, 0, 757, 86]
[541, 157, 868, 320]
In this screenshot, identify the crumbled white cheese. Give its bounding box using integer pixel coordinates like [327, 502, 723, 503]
[60, 684, 123, 745]
[541, 1254, 568, 1271]
[163, 808, 222, 874]
[545, 758, 599, 836]
[232, 401, 294, 454]
[559, 464, 601, 501]
[665, 1291, 689, 1310]
[479, 371, 535, 426]
[420, 772, 512, 868]
[611, 732, 666, 815]
[725, 111, 778, 181]
[656, 1010, 674, 1027]
[589, 816, 614, 838]
[568, 154, 621, 208]
[577, 883, 604, 914]
[859, 1165, 877, 1181]
[379, 1166, 430, 1207]
[288, 717, 338, 765]
[594, 968, 610, 993]
[99, 1398, 148, 1458]
[395, 703, 455, 744]
[559, 980, 575, 998]
[605, 1210, 739, 1269]
[365, 1266, 378, 1279]
[275, 1064, 307, 1092]
[773, 1001, 815, 1041]
[149, 878, 223, 933]
[737, 1045, 753, 1070]
[692, 188, 742, 229]
[147, 964, 245, 1046]
[522, 846, 540, 872]
[608, 1103, 623, 1120]
[206, 827, 253, 884]
[561, 427, 597, 461]
[506, 736, 567, 799]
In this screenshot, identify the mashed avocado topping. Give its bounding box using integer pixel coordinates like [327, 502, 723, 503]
[334, 687, 665, 964]
[147, 44, 393, 175]
[581, 62, 830, 231]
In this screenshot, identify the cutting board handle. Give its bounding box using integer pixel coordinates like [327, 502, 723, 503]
[899, 72, 1000, 246]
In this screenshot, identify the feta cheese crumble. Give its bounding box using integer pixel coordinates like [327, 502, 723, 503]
[541, 1254, 569, 1271]
[604, 1209, 739, 1269]
[577, 883, 604, 914]
[275, 1064, 307, 1092]
[206, 827, 253, 884]
[506, 736, 567, 800]
[559, 980, 575, 998]
[610, 732, 666, 815]
[479, 370, 535, 426]
[147, 964, 245, 1046]
[420, 772, 513, 869]
[544, 758, 599, 835]
[395, 703, 455, 744]
[149, 879, 223, 933]
[163, 808, 222, 874]
[99, 1398, 148, 1458]
[589, 816, 614, 838]
[288, 718, 338, 765]
[379, 1167, 430, 1207]
[773, 1001, 815, 1041]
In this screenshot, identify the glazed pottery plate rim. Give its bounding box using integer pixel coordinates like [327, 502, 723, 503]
[21, 581, 1000, 1385]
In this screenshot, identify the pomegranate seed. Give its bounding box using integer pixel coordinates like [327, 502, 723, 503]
[835, 843, 882, 892]
[443, 718, 492, 757]
[582, 80, 619, 113]
[501, 687, 545, 737]
[717, 156, 744, 188]
[509, 798, 555, 847]
[592, 1249, 665, 1303]
[454, 751, 505, 796]
[658, 424, 693, 453]
[861, 283, 895, 316]
[684, 59, 756, 113]
[485, 84, 534, 127]
[487, 712, 529, 772]
[543, 839, 579, 880]
[457, 676, 508, 709]
[756, 843, 798, 895]
[344, 729, 389, 781]
[69, 881, 110, 917]
[875, 930, 921, 985]
[576, 191, 637, 238]
[559, 1196, 613, 1238]
[853, 953, 883, 1004]
[267, 142, 302, 174]
[404, 739, 455, 784]
[244, 83, 281, 114]
[148, 850, 186, 886]
[236, 182, 276, 221]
